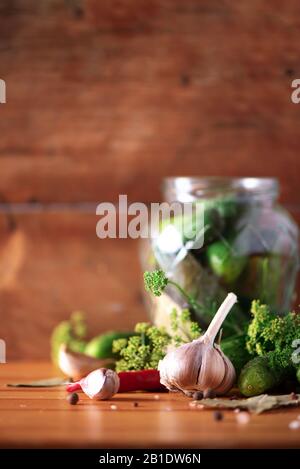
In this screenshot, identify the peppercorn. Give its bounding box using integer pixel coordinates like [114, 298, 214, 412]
[67, 392, 79, 405]
[203, 389, 216, 399]
[213, 411, 223, 421]
[192, 391, 203, 400]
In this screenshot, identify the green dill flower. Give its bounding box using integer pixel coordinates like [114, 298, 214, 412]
[112, 338, 128, 354]
[134, 322, 151, 334]
[180, 309, 191, 323]
[189, 321, 202, 340]
[143, 270, 168, 296]
[113, 312, 201, 372]
[246, 300, 300, 374]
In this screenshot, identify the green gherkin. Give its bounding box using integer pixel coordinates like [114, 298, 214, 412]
[238, 300, 300, 396]
[85, 331, 134, 359]
[206, 240, 247, 284]
[238, 356, 284, 397]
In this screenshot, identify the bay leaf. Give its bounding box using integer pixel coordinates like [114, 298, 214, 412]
[196, 394, 300, 414]
[7, 377, 68, 387]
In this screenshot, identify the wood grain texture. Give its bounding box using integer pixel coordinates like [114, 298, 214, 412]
[0, 213, 147, 360]
[1, 0, 300, 359]
[1, 361, 300, 449]
[0, 0, 300, 203]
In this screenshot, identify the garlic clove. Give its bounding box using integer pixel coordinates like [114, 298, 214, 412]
[214, 349, 236, 394]
[80, 368, 120, 400]
[198, 345, 226, 392]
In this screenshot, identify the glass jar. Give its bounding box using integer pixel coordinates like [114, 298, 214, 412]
[140, 177, 299, 337]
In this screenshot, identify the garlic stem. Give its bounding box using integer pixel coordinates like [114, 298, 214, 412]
[203, 293, 237, 343]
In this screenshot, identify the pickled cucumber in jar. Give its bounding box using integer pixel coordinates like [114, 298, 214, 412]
[140, 178, 299, 333]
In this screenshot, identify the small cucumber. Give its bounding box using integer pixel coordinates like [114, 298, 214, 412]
[238, 356, 282, 397]
[207, 240, 247, 284]
[85, 331, 134, 359]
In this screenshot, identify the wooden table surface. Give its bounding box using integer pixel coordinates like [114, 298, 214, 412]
[1, 362, 300, 449]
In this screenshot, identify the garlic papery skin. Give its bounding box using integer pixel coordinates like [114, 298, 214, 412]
[158, 293, 237, 396]
[58, 344, 114, 381]
[80, 368, 120, 400]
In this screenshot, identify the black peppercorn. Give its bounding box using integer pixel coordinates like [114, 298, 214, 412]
[67, 392, 79, 405]
[213, 410, 223, 421]
[192, 391, 203, 400]
[203, 389, 216, 399]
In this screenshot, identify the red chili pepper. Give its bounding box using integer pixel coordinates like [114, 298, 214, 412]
[118, 369, 164, 392]
[66, 369, 164, 393]
[66, 382, 82, 393]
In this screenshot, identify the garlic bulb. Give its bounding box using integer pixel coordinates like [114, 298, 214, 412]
[158, 293, 237, 396]
[58, 344, 114, 381]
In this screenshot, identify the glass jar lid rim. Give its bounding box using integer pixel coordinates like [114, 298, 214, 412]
[163, 177, 279, 201]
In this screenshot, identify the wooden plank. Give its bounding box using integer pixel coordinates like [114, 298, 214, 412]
[0, 213, 147, 360]
[0, 1, 300, 203]
[0, 362, 300, 448]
